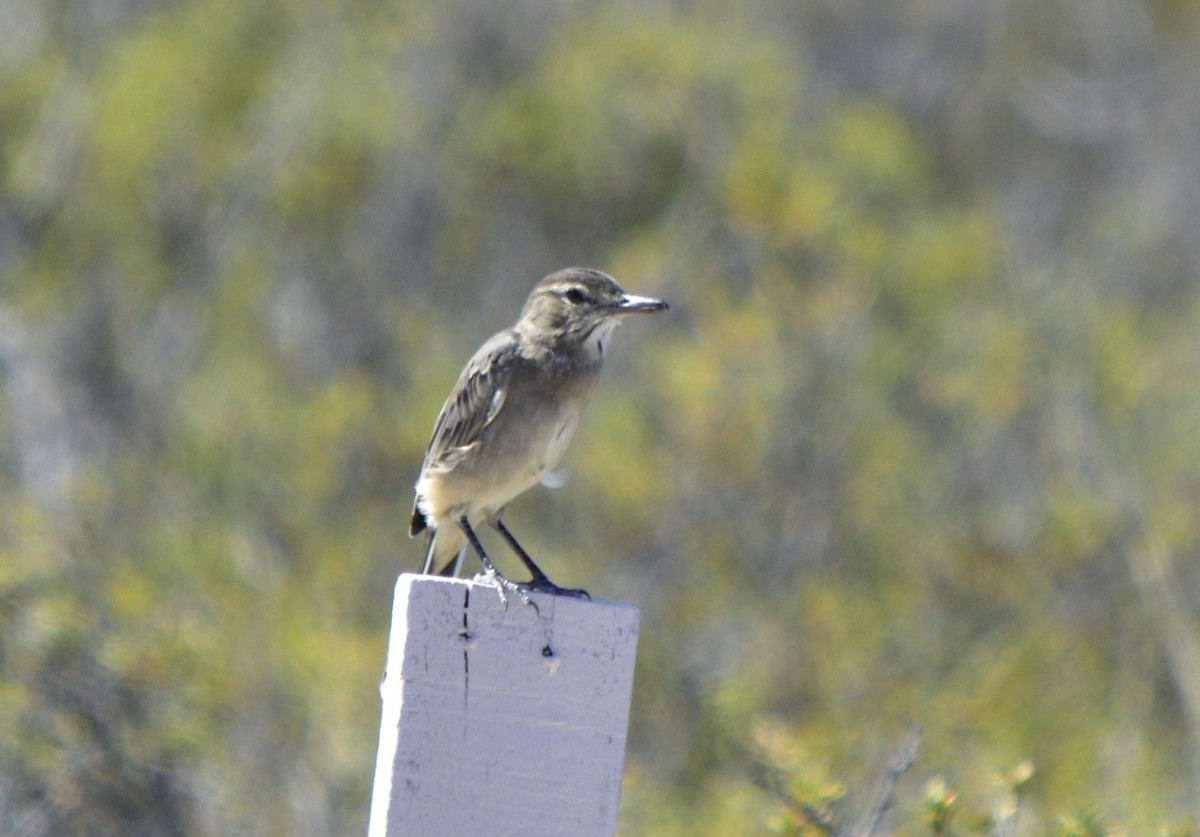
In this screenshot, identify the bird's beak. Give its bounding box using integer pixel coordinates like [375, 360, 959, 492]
[617, 293, 669, 314]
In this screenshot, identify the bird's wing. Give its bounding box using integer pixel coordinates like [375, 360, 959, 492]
[421, 329, 519, 473]
[410, 331, 519, 538]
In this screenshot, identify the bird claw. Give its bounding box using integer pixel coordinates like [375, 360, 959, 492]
[473, 569, 538, 613]
[519, 576, 591, 601]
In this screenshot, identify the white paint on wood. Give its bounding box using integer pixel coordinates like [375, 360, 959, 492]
[368, 574, 640, 837]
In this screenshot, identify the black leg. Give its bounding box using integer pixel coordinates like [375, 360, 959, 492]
[457, 517, 529, 603]
[458, 516, 502, 576]
[491, 517, 590, 600]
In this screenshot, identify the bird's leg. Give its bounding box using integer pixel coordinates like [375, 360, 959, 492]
[490, 515, 590, 600]
[457, 517, 532, 607]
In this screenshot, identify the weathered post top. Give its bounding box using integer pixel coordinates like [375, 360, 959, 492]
[368, 574, 641, 837]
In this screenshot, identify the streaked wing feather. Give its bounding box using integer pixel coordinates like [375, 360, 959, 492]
[421, 330, 517, 472]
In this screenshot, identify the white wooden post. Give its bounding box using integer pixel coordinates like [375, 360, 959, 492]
[368, 574, 641, 837]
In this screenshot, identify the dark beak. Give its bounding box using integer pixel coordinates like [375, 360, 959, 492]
[617, 293, 669, 314]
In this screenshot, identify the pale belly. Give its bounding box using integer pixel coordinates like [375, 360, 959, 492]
[416, 404, 582, 527]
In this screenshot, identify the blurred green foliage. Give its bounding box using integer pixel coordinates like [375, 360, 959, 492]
[3, 0, 1200, 834]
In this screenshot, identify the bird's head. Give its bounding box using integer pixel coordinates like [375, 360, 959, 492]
[518, 268, 668, 358]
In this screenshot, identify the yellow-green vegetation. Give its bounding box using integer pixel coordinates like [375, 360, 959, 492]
[3, 1, 1199, 834]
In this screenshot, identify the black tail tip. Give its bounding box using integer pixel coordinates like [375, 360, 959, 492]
[409, 507, 427, 538]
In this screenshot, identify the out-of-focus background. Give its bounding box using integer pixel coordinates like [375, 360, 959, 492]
[3, 0, 1200, 833]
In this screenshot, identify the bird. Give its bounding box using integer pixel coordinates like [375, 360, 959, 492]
[409, 267, 668, 599]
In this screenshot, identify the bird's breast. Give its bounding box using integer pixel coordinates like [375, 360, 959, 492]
[540, 409, 580, 472]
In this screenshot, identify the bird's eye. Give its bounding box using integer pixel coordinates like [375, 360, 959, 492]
[564, 288, 587, 305]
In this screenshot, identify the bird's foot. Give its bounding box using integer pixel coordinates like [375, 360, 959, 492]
[472, 569, 537, 612]
[518, 575, 591, 601]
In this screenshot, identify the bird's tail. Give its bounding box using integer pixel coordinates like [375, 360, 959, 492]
[419, 526, 468, 577]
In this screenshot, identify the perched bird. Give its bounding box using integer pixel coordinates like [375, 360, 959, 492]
[409, 267, 668, 598]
